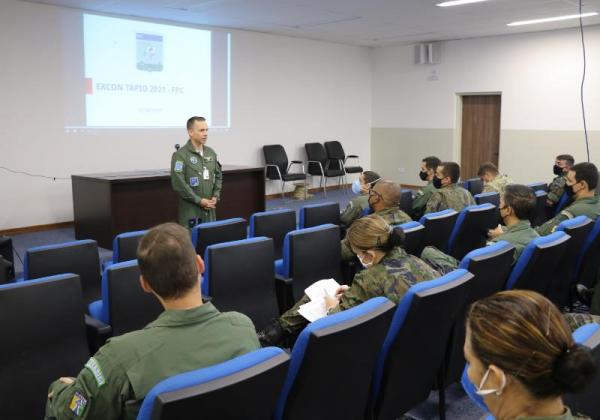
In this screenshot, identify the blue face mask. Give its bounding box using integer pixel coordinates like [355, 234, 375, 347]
[352, 179, 362, 195]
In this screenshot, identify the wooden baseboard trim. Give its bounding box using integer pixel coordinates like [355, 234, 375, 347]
[0, 221, 74, 236]
[265, 183, 352, 200]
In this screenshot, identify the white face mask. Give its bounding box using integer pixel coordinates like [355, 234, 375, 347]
[475, 366, 506, 396]
[357, 253, 373, 269]
[351, 179, 362, 195]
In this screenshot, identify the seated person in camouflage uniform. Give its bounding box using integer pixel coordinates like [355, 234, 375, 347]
[477, 162, 513, 195]
[258, 215, 440, 346]
[425, 161, 475, 214]
[547, 154, 575, 208]
[420, 184, 539, 273]
[340, 170, 381, 228]
[536, 162, 600, 236]
[465, 290, 596, 420]
[45, 223, 260, 420]
[341, 180, 412, 260]
[412, 156, 441, 220]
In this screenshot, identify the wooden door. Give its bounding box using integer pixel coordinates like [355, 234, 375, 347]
[460, 95, 501, 180]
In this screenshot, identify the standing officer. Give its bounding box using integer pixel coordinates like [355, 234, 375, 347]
[171, 116, 222, 229]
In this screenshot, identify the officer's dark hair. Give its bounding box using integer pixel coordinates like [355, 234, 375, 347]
[363, 171, 381, 186]
[187, 116, 206, 131]
[439, 162, 460, 184]
[422, 156, 441, 172]
[477, 162, 499, 177]
[346, 215, 404, 253]
[571, 162, 599, 190]
[503, 184, 536, 220]
[137, 223, 199, 300]
[556, 154, 575, 167]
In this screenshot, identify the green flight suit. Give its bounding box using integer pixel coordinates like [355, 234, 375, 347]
[45, 303, 259, 420]
[171, 140, 223, 229]
[547, 174, 567, 204]
[425, 184, 475, 214]
[340, 207, 412, 260]
[279, 246, 440, 332]
[482, 174, 513, 195]
[340, 194, 369, 227]
[515, 407, 590, 420]
[536, 196, 600, 236]
[412, 182, 436, 219]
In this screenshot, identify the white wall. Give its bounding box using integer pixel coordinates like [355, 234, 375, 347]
[371, 25, 600, 186]
[0, 0, 372, 230]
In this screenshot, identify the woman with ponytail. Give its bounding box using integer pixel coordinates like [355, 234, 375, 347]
[464, 290, 597, 420]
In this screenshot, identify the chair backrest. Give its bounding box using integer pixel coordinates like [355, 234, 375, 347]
[369, 269, 473, 420]
[263, 144, 289, 179]
[506, 231, 571, 294]
[465, 178, 483, 196]
[103, 260, 164, 337]
[112, 229, 147, 263]
[474, 191, 500, 207]
[281, 224, 342, 300]
[399, 189, 414, 217]
[305, 142, 329, 175]
[138, 347, 290, 420]
[249, 209, 296, 260]
[299, 202, 340, 229]
[394, 221, 425, 256]
[24, 239, 101, 304]
[551, 216, 594, 307]
[575, 217, 600, 288]
[447, 203, 498, 260]
[527, 181, 548, 192]
[204, 237, 277, 330]
[324, 140, 346, 160]
[554, 191, 572, 216]
[274, 297, 396, 420]
[530, 190, 549, 227]
[0, 274, 89, 420]
[191, 218, 247, 259]
[419, 209, 459, 252]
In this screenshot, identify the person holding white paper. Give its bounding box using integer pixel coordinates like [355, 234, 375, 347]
[258, 215, 440, 346]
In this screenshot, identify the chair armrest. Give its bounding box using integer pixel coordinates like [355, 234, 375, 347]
[287, 161, 306, 174]
[347, 154, 359, 158]
[306, 160, 325, 175]
[264, 164, 283, 180]
[290, 160, 303, 164]
[275, 274, 293, 285]
[275, 274, 294, 314]
[85, 314, 112, 354]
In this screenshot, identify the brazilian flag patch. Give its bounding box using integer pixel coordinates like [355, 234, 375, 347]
[69, 391, 88, 416]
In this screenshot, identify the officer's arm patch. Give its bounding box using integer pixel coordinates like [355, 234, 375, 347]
[69, 391, 88, 416]
[189, 177, 200, 187]
[84, 357, 106, 388]
[174, 161, 184, 172]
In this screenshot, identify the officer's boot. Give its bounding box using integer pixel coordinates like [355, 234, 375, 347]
[257, 319, 287, 347]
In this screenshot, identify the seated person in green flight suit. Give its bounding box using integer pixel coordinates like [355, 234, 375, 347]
[412, 155, 441, 220]
[339, 170, 381, 228]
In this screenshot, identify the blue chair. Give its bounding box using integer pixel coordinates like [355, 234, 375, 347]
[554, 191, 572, 216]
[191, 218, 247, 259]
[88, 260, 163, 337]
[419, 209, 459, 252]
[368, 269, 474, 420]
[274, 297, 396, 420]
[474, 191, 500, 207]
[0, 274, 89, 420]
[530, 190, 549, 227]
[447, 203, 498, 260]
[111, 229, 147, 264]
[400, 189, 414, 217]
[298, 202, 340, 229]
[137, 347, 290, 420]
[527, 181, 548, 192]
[203, 237, 277, 330]
[23, 239, 101, 303]
[505, 231, 571, 294]
[394, 221, 425, 256]
[574, 217, 600, 288]
[465, 178, 483, 196]
[249, 209, 296, 260]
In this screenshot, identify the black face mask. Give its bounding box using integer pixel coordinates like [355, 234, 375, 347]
[419, 171, 428, 181]
[553, 165, 563, 176]
[433, 176, 443, 189]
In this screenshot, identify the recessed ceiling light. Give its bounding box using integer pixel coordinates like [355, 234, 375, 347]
[507, 12, 599, 26]
[436, 0, 491, 7]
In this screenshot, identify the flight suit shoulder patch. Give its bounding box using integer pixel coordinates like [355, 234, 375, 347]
[68, 391, 88, 416]
[174, 161, 184, 172]
[84, 357, 106, 388]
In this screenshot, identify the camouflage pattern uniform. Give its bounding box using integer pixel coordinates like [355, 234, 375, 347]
[536, 196, 600, 236]
[564, 312, 600, 332]
[425, 184, 475, 214]
[547, 174, 567, 205]
[340, 207, 412, 260]
[340, 194, 369, 227]
[412, 182, 436, 220]
[279, 246, 440, 333]
[482, 174, 513, 195]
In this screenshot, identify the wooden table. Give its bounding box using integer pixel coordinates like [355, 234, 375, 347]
[72, 166, 265, 249]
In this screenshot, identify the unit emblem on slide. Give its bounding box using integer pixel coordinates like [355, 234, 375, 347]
[136, 33, 164, 72]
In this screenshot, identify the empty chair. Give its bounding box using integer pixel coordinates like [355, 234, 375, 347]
[263, 144, 307, 198]
[505, 231, 571, 295]
[0, 274, 89, 419]
[203, 237, 277, 330]
[474, 191, 500, 207]
[419, 209, 459, 252]
[530, 190, 549, 227]
[324, 140, 363, 184]
[394, 221, 425, 256]
[23, 239, 101, 303]
[465, 178, 483, 196]
[88, 260, 164, 337]
[399, 189, 414, 217]
[527, 181, 548, 192]
[191, 218, 247, 259]
[274, 297, 396, 420]
[249, 209, 296, 260]
[368, 269, 473, 420]
[138, 347, 290, 420]
[550, 216, 594, 307]
[299, 202, 340, 229]
[447, 203, 498, 260]
[111, 229, 147, 264]
[574, 217, 600, 288]
[305, 142, 345, 194]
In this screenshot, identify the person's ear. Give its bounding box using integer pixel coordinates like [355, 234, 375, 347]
[139, 275, 153, 294]
[196, 254, 205, 274]
[486, 364, 507, 389]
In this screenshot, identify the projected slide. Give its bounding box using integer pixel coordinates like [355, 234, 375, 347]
[83, 14, 212, 127]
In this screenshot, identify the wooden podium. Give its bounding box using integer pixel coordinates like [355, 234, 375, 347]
[72, 166, 265, 249]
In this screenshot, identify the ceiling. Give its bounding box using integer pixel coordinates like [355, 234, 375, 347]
[20, 0, 600, 46]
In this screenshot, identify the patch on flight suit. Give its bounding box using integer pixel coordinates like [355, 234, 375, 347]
[174, 161, 183, 172]
[189, 177, 200, 187]
[84, 357, 106, 388]
[190, 156, 198, 165]
[69, 391, 88, 416]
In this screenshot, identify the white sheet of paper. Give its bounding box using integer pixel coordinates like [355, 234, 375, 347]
[298, 299, 328, 322]
[304, 278, 340, 302]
